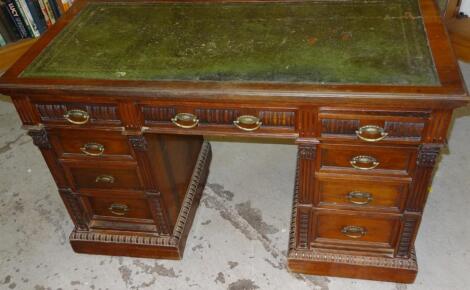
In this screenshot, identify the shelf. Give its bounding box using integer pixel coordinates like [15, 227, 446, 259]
[0, 39, 37, 72]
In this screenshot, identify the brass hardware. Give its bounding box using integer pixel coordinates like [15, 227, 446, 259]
[356, 125, 388, 142]
[233, 115, 262, 131]
[95, 175, 115, 184]
[171, 112, 199, 129]
[350, 155, 379, 170]
[347, 191, 373, 205]
[80, 142, 105, 156]
[64, 109, 90, 125]
[341, 225, 367, 239]
[108, 203, 129, 216]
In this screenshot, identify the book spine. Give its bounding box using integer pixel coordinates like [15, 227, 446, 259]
[61, 0, 69, 11]
[4, 0, 29, 38]
[42, 0, 54, 24]
[26, 0, 46, 33]
[16, 0, 40, 37]
[0, 32, 6, 46]
[36, 0, 50, 27]
[0, 3, 19, 41]
[47, 0, 59, 19]
[0, 18, 12, 42]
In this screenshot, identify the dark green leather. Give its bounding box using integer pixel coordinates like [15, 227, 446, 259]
[21, 1, 439, 85]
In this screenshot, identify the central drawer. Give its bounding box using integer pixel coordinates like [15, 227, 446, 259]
[318, 143, 417, 176]
[138, 103, 297, 137]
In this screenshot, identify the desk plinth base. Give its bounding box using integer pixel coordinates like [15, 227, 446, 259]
[287, 249, 417, 283]
[69, 141, 212, 260]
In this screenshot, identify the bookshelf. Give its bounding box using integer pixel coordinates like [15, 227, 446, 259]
[0, 0, 73, 70]
[445, 0, 470, 62]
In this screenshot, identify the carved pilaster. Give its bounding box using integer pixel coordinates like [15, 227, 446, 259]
[407, 144, 442, 212]
[145, 191, 171, 235]
[128, 135, 148, 151]
[396, 214, 421, 258]
[298, 108, 317, 138]
[416, 144, 441, 167]
[295, 139, 319, 204]
[296, 206, 311, 250]
[298, 145, 316, 160]
[58, 188, 88, 231]
[28, 128, 51, 149]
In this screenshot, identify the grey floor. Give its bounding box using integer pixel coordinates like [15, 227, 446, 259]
[0, 63, 469, 290]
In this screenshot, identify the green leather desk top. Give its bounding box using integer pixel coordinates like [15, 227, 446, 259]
[21, 1, 439, 85]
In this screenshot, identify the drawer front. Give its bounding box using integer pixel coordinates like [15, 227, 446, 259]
[49, 129, 132, 159]
[319, 144, 417, 176]
[311, 211, 401, 250]
[62, 162, 143, 191]
[316, 175, 409, 212]
[34, 102, 121, 126]
[319, 108, 429, 143]
[140, 104, 297, 133]
[87, 196, 153, 220]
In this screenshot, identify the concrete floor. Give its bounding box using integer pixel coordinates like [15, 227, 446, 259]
[0, 64, 469, 290]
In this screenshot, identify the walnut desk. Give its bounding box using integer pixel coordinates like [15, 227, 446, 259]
[0, 0, 468, 284]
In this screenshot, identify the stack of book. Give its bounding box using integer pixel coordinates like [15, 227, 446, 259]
[0, 0, 73, 47]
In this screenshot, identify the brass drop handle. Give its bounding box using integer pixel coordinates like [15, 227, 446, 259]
[356, 125, 388, 142]
[233, 115, 262, 132]
[341, 225, 367, 239]
[109, 203, 129, 216]
[64, 109, 90, 125]
[347, 191, 373, 205]
[80, 142, 105, 156]
[95, 175, 115, 184]
[171, 112, 199, 129]
[350, 155, 379, 170]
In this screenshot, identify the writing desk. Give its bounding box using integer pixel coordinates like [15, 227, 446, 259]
[0, 0, 468, 283]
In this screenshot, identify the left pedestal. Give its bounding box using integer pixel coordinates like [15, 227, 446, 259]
[28, 126, 211, 260]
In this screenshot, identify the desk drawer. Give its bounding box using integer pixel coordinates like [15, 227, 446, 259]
[79, 191, 159, 232]
[140, 104, 296, 134]
[49, 129, 132, 159]
[87, 195, 153, 220]
[311, 210, 401, 251]
[319, 108, 429, 143]
[61, 161, 143, 191]
[318, 144, 417, 176]
[34, 102, 121, 126]
[316, 175, 409, 212]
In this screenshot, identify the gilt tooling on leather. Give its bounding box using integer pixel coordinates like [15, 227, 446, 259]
[21, 1, 439, 85]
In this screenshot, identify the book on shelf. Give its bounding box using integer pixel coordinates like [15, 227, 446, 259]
[0, 2, 20, 43]
[0, 32, 6, 46]
[3, 0, 29, 39]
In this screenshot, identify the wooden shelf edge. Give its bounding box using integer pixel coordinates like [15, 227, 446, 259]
[0, 38, 38, 72]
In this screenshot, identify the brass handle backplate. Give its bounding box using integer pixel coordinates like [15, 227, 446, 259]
[233, 115, 262, 132]
[64, 109, 90, 125]
[350, 155, 379, 170]
[171, 112, 199, 129]
[341, 225, 367, 239]
[80, 142, 105, 156]
[108, 203, 129, 216]
[356, 125, 388, 142]
[95, 175, 115, 184]
[347, 191, 373, 205]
